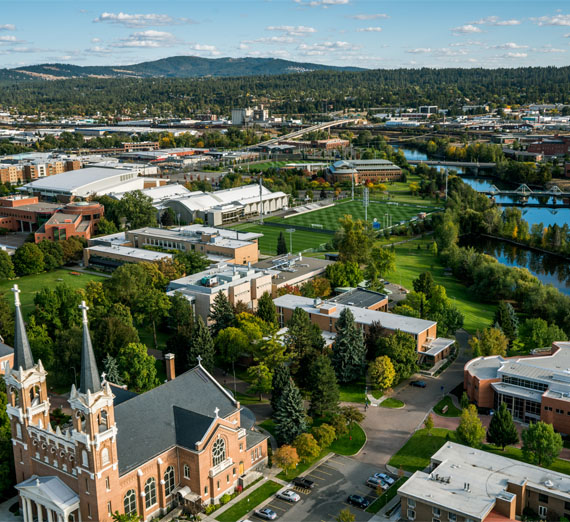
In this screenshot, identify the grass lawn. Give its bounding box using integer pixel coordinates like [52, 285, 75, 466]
[433, 396, 462, 417]
[386, 240, 495, 333]
[371, 389, 384, 400]
[228, 222, 332, 255]
[258, 419, 276, 438]
[380, 398, 405, 409]
[0, 269, 106, 317]
[339, 381, 367, 403]
[215, 480, 282, 522]
[231, 390, 269, 405]
[269, 199, 433, 230]
[388, 428, 458, 473]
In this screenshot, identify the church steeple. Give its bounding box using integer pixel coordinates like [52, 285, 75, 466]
[12, 284, 34, 371]
[78, 301, 101, 394]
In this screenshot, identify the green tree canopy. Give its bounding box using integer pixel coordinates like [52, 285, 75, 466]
[374, 331, 418, 381]
[487, 402, 519, 450]
[308, 355, 340, 417]
[519, 318, 568, 351]
[335, 215, 374, 264]
[257, 291, 278, 326]
[117, 190, 157, 229]
[522, 421, 563, 467]
[332, 308, 366, 384]
[493, 301, 519, 342]
[271, 362, 291, 412]
[469, 327, 508, 357]
[368, 356, 396, 391]
[456, 404, 486, 448]
[274, 379, 307, 445]
[0, 250, 15, 280]
[209, 292, 235, 337]
[277, 231, 288, 255]
[13, 242, 45, 276]
[117, 342, 159, 393]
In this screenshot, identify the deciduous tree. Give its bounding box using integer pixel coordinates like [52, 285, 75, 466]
[272, 445, 299, 477]
[257, 291, 277, 325]
[247, 363, 273, 400]
[117, 342, 159, 393]
[0, 377, 14, 506]
[368, 356, 395, 391]
[0, 250, 14, 280]
[335, 215, 374, 264]
[311, 424, 336, 448]
[456, 405, 486, 448]
[375, 331, 418, 381]
[293, 433, 320, 463]
[424, 413, 434, 435]
[519, 318, 567, 352]
[522, 421, 562, 467]
[469, 327, 508, 357]
[13, 242, 44, 276]
[117, 190, 157, 229]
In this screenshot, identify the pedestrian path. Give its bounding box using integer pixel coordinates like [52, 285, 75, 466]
[0, 497, 22, 521]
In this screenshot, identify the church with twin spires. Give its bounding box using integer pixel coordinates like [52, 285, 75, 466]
[4, 284, 268, 522]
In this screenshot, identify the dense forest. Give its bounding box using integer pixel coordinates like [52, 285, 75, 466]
[0, 67, 568, 117]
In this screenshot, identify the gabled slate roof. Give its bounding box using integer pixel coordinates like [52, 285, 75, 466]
[114, 365, 238, 475]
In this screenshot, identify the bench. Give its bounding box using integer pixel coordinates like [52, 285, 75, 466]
[442, 405, 449, 414]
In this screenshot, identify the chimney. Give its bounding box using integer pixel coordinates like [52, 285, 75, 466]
[165, 353, 175, 381]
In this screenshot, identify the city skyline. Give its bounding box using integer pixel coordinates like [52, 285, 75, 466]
[0, 0, 568, 69]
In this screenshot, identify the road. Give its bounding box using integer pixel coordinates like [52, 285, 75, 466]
[354, 329, 472, 468]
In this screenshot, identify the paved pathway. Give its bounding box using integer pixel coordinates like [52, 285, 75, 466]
[0, 497, 22, 521]
[354, 329, 472, 468]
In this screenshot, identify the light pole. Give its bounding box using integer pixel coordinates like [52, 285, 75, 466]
[286, 228, 295, 253]
[363, 187, 369, 222]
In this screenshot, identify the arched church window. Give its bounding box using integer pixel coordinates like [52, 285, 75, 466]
[101, 448, 110, 466]
[29, 385, 41, 407]
[16, 423, 21, 439]
[76, 411, 86, 432]
[82, 450, 88, 468]
[212, 437, 226, 467]
[164, 466, 175, 496]
[123, 489, 137, 515]
[98, 410, 108, 433]
[144, 477, 157, 508]
[9, 387, 18, 407]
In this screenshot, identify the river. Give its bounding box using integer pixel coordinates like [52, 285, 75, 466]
[396, 145, 570, 293]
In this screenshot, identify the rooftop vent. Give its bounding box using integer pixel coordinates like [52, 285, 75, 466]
[545, 480, 554, 488]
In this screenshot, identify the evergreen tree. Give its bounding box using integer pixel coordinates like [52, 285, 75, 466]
[0, 294, 14, 346]
[277, 232, 288, 255]
[257, 291, 278, 325]
[0, 250, 14, 280]
[274, 379, 307, 445]
[332, 308, 366, 383]
[487, 402, 519, 450]
[308, 355, 340, 417]
[413, 272, 435, 299]
[493, 301, 519, 342]
[209, 292, 235, 336]
[187, 315, 215, 372]
[0, 376, 14, 500]
[271, 363, 291, 411]
[103, 353, 123, 385]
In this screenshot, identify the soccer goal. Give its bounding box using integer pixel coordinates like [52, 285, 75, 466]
[311, 224, 324, 229]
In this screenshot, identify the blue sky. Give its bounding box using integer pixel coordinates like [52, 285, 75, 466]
[0, 0, 569, 69]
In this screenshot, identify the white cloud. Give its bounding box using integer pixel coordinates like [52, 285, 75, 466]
[452, 24, 483, 35]
[472, 16, 521, 26]
[247, 49, 292, 59]
[86, 46, 112, 54]
[493, 42, 528, 49]
[350, 14, 389, 20]
[505, 52, 528, 58]
[533, 45, 566, 53]
[294, 0, 349, 8]
[94, 12, 194, 27]
[0, 24, 16, 31]
[266, 25, 316, 36]
[187, 43, 220, 56]
[406, 48, 432, 54]
[450, 40, 485, 47]
[242, 36, 296, 45]
[406, 47, 467, 57]
[532, 14, 570, 26]
[297, 40, 360, 55]
[91, 38, 101, 43]
[356, 27, 382, 32]
[112, 30, 178, 48]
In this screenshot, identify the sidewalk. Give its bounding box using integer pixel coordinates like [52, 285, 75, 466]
[0, 497, 22, 521]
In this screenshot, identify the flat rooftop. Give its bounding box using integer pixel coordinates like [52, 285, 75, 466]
[273, 294, 436, 336]
[86, 245, 174, 262]
[20, 167, 134, 193]
[253, 254, 332, 284]
[399, 442, 570, 520]
[329, 287, 388, 309]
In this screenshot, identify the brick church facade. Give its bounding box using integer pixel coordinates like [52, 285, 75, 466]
[3, 285, 268, 522]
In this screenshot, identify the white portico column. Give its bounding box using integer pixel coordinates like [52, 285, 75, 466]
[26, 498, 34, 522]
[76, 507, 82, 522]
[21, 498, 29, 522]
[47, 508, 54, 522]
[37, 502, 44, 522]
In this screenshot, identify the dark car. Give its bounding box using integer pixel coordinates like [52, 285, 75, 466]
[292, 477, 315, 489]
[347, 494, 370, 509]
[410, 380, 427, 388]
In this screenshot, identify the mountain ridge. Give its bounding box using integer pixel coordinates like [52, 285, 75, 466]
[1, 55, 365, 80]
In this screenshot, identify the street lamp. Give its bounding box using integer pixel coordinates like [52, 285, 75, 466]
[286, 228, 295, 253]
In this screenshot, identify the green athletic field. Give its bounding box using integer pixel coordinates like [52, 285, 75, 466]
[268, 199, 433, 230]
[229, 223, 332, 255]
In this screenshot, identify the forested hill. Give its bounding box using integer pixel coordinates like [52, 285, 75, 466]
[0, 56, 364, 80]
[0, 66, 568, 116]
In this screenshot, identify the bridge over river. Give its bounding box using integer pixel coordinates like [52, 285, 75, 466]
[407, 159, 496, 169]
[481, 183, 570, 198]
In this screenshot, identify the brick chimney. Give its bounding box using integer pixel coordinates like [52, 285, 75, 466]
[165, 353, 175, 381]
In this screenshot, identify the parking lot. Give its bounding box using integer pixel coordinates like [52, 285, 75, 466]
[265, 454, 392, 522]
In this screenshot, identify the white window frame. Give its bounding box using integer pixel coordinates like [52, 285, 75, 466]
[407, 509, 416, 520]
[408, 498, 416, 508]
[433, 507, 441, 517]
[538, 505, 548, 517]
[184, 464, 190, 479]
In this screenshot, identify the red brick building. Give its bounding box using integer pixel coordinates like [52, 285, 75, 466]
[527, 135, 570, 156]
[464, 342, 570, 433]
[34, 201, 104, 242]
[5, 286, 268, 522]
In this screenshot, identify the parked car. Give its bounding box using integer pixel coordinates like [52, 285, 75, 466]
[347, 494, 370, 509]
[367, 476, 389, 490]
[276, 490, 301, 502]
[254, 508, 277, 520]
[292, 477, 315, 489]
[374, 472, 395, 486]
[410, 380, 427, 388]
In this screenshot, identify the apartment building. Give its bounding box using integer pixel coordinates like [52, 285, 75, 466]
[273, 294, 453, 360]
[399, 442, 570, 522]
[464, 342, 570, 434]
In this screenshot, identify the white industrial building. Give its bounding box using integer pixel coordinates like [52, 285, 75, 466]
[18, 165, 165, 201]
[161, 184, 288, 226]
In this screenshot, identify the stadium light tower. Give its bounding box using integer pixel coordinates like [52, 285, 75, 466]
[259, 173, 264, 225]
[363, 187, 369, 222]
[286, 228, 295, 253]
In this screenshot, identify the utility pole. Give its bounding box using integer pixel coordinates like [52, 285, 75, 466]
[351, 171, 355, 201]
[363, 187, 369, 222]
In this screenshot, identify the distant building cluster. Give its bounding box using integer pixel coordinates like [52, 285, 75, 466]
[0, 152, 82, 184]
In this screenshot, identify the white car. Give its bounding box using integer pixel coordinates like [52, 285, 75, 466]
[277, 489, 301, 502]
[374, 472, 395, 486]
